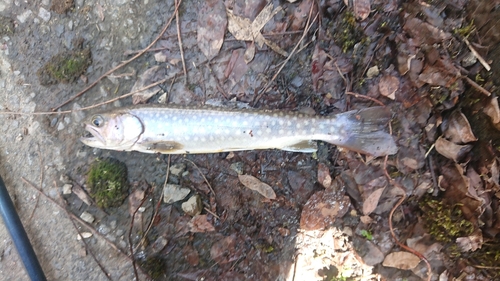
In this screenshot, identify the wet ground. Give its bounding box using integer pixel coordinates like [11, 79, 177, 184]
[0, 0, 499, 280]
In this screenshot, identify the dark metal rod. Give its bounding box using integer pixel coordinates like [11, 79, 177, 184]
[0, 174, 47, 281]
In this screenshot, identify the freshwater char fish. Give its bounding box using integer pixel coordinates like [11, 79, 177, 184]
[80, 104, 397, 157]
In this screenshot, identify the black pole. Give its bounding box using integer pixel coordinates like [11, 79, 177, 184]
[0, 174, 47, 281]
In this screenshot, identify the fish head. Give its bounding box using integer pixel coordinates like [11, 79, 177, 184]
[80, 112, 143, 150]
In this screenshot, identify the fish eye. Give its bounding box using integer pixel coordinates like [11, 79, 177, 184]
[91, 115, 104, 127]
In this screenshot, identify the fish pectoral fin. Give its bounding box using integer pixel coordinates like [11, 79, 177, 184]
[136, 141, 185, 154]
[281, 140, 318, 153]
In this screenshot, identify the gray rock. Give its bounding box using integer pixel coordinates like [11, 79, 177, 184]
[62, 183, 73, 194]
[230, 162, 244, 175]
[181, 194, 202, 216]
[163, 184, 190, 204]
[80, 212, 95, 223]
[38, 7, 51, 22]
[169, 163, 186, 177]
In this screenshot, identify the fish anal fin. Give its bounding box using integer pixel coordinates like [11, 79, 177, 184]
[282, 140, 318, 153]
[135, 141, 185, 154]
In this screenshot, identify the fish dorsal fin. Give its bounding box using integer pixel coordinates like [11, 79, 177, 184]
[282, 140, 318, 153]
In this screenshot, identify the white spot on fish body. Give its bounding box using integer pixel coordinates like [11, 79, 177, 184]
[279, 120, 284, 125]
[296, 124, 301, 129]
[266, 128, 272, 133]
[279, 129, 284, 135]
[287, 121, 292, 126]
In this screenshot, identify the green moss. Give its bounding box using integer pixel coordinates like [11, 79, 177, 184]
[87, 158, 128, 209]
[419, 197, 474, 243]
[0, 16, 14, 36]
[37, 48, 91, 85]
[453, 20, 476, 38]
[360, 229, 373, 240]
[332, 11, 364, 53]
[139, 257, 167, 279]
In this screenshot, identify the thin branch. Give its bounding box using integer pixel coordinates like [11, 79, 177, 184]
[182, 158, 215, 195]
[252, 3, 318, 106]
[174, 0, 188, 85]
[51, 0, 183, 111]
[464, 38, 491, 71]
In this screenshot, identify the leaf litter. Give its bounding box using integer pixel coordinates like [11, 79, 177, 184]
[50, 0, 500, 280]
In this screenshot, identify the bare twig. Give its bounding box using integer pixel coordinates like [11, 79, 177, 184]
[182, 158, 215, 195]
[51, 0, 183, 111]
[252, 3, 318, 106]
[345, 91, 385, 106]
[21, 177, 152, 280]
[128, 185, 151, 281]
[383, 123, 432, 281]
[135, 155, 172, 253]
[463, 38, 491, 71]
[175, 0, 187, 85]
[462, 76, 491, 96]
[67, 212, 113, 281]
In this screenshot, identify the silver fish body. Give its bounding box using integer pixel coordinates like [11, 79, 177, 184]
[80, 104, 397, 157]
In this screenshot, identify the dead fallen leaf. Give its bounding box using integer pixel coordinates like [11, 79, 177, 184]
[72, 184, 92, 206]
[197, 0, 227, 60]
[456, 231, 483, 252]
[363, 187, 385, 215]
[238, 174, 276, 199]
[131, 66, 166, 104]
[379, 75, 399, 100]
[483, 97, 500, 124]
[188, 214, 215, 233]
[434, 136, 473, 162]
[226, 2, 287, 62]
[382, 251, 421, 270]
[442, 110, 477, 144]
[353, 0, 371, 20]
[403, 17, 451, 45]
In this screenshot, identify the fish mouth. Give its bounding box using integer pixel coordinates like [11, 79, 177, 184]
[80, 124, 106, 147]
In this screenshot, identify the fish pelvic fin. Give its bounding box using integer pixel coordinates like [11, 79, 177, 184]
[324, 107, 398, 157]
[282, 140, 318, 153]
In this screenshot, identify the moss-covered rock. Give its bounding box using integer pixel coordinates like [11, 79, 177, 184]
[87, 158, 128, 209]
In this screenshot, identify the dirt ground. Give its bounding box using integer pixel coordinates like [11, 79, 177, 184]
[0, 0, 499, 280]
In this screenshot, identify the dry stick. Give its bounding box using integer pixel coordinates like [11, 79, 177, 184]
[174, 0, 187, 85]
[182, 158, 216, 195]
[67, 212, 113, 281]
[134, 155, 172, 253]
[345, 91, 385, 106]
[51, 0, 183, 111]
[0, 78, 169, 116]
[384, 123, 432, 281]
[20, 177, 152, 280]
[252, 4, 318, 106]
[128, 186, 152, 281]
[464, 38, 491, 71]
[463, 76, 491, 96]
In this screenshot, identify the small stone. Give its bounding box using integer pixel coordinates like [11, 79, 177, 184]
[62, 183, 73, 194]
[115, 229, 125, 236]
[366, 65, 379, 79]
[110, 220, 117, 229]
[50, 117, 58, 127]
[229, 162, 244, 175]
[163, 184, 190, 204]
[80, 211, 94, 223]
[181, 194, 202, 216]
[17, 10, 33, 24]
[57, 121, 65, 131]
[169, 163, 186, 177]
[38, 7, 51, 22]
[98, 224, 110, 235]
[76, 232, 92, 240]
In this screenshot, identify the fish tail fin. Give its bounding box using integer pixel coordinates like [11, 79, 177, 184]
[325, 107, 398, 157]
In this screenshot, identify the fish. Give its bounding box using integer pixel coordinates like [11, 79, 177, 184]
[80, 104, 398, 157]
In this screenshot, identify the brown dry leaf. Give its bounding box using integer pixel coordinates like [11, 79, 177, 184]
[378, 75, 399, 100]
[382, 252, 420, 270]
[188, 214, 215, 233]
[443, 110, 477, 144]
[363, 187, 385, 215]
[210, 234, 237, 264]
[197, 0, 227, 60]
[128, 189, 145, 217]
[300, 190, 351, 230]
[238, 174, 276, 199]
[226, 3, 287, 62]
[403, 17, 451, 45]
[484, 97, 500, 124]
[353, 0, 371, 20]
[434, 136, 473, 162]
[456, 230, 483, 252]
[317, 162, 332, 189]
[131, 66, 166, 104]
